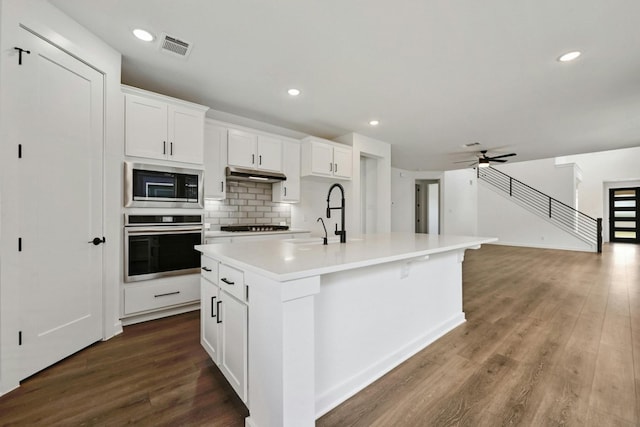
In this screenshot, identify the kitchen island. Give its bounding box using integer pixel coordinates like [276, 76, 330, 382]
[196, 232, 496, 427]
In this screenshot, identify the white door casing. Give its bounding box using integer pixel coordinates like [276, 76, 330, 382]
[11, 27, 104, 380]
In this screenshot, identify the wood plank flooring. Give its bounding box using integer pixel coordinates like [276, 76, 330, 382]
[0, 243, 638, 426]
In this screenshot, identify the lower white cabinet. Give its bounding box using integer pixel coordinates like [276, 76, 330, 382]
[123, 277, 199, 315]
[200, 256, 248, 403]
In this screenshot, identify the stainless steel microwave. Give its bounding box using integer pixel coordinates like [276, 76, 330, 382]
[124, 162, 204, 208]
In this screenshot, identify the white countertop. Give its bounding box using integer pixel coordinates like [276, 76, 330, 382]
[204, 229, 310, 238]
[196, 232, 497, 281]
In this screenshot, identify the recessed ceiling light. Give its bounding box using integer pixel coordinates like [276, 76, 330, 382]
[133, 28, 154, 42]
[369, 120, 379, 126]
[558, 51, 581, 62]
[287, 88, 300, 96]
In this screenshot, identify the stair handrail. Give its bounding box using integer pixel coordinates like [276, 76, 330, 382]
[477, 166, 603, 252]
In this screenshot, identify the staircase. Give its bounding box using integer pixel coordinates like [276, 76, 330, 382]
[477, 166, 602, 252]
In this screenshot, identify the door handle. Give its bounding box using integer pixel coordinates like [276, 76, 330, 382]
[89, 237, 106, 245]
[202, 266, 212, 272]
[216, 300, 222, 324]
[211, 296, 217, 318]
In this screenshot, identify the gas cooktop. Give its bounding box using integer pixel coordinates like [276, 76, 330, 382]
[221, 224, 290, 232]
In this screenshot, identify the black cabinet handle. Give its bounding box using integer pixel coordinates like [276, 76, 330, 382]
[329, 162, 332, 172]
[211, 296, 216, 318]
[163, 141, 166, 154]
[284, 187, 287, 197]
[170, 142, 173, 155]
[216, 301, 222, 324]
[334, 163, 337, 173]
[89, 237, 105, 245]
[154, 291, 180, 298]
[221, 277, 235, 285]
[221, 181, 224, 192]
[252, 154, 255, 164]
[202, 266, 212, 272]
[259, 154, 262, 165]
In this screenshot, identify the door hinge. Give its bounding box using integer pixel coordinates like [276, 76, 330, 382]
[14, 47, 31, 65]
[18, 144, 22, 158]
[18, 331, 22, 346]
[18, 237, 22, 252]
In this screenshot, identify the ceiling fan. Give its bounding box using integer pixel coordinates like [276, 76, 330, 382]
[454, 150, 517, 168]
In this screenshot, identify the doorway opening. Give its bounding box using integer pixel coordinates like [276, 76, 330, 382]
[415, 180, 440, 234]
[609, 187, 639, 243]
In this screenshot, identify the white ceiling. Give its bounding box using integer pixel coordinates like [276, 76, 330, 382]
[50, 0, 640, 171]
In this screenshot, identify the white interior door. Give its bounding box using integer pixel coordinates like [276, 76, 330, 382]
[12, 28, 104, 379]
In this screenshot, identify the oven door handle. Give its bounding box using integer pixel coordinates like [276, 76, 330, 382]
[125, 226, 203, 234]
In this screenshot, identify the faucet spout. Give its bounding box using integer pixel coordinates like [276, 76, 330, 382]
[326, 183, 346, 243]
[316, 217, 328, 245]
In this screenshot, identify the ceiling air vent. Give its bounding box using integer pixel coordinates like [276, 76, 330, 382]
[159, 33, 193, 58]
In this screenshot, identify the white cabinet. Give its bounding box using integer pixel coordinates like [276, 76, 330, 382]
[228, 129, 283, 172]
[204, 232, 310, 244]
[200, 256, 248, 403]
[301, 137, 352, 179]
[273, 140, 301, 202]
[204, 121, 227, 200]
[123, 85, 209, 164]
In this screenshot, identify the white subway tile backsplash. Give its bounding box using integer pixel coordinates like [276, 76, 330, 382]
[204, 181, 290, 227]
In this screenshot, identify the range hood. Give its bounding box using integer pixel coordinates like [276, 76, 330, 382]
[225, 166, 286, 183]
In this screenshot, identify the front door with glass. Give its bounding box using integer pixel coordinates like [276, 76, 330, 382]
[610, 187, 639, 243]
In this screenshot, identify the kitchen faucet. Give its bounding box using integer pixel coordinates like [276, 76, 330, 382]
[326, 183, 346, 243]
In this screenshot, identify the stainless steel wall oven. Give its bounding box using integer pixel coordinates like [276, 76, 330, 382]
[124, 162, 204, 208]
[124, 214, 203, 282]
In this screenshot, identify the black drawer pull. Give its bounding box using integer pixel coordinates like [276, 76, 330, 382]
[202, 266, 212, 272]
[211, 296, 217, 318]
[221, 277, 235, 285]
[216, 301, 222, 324]
[154, 291, 180, 298]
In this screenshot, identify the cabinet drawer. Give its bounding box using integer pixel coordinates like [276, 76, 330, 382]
[201, 255, 219, 284]
[124, 278, 199, 315]
[219, 263, 245, 302]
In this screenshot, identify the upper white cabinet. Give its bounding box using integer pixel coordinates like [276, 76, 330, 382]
[123, 85, 209, 164]
[272, 140, 300, 202]
[227, 129, 283, 172]
[301, 137, 353, 179]
[204, 121, 227, 200]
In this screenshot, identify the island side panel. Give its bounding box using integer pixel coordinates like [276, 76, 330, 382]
[245, 271, 320, 427]
[314, 249, 466, 416]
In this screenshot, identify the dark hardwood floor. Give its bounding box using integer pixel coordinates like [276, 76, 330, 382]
[0, 243, 638, 426]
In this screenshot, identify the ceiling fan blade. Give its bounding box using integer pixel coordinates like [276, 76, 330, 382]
[486, 153, 516, 160]
[453, 159, 477, 164]
[490, 159, 508, 163]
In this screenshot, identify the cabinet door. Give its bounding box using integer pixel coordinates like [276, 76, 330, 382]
[273, 140, 300, 202]
[333, 145, 353, 179]
[228, 129, 257, 169]
[219, 291, 248, 402]
[257, 135, 282, 172]
[200, 278, 220, 363]
[168, 105, 204, 164]
[125, 94, 168, 160]
[310, 141, 334, 176]
[204, 122, 227, 200]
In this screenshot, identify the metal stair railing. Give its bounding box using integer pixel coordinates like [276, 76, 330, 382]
[477, 166, 602, 252]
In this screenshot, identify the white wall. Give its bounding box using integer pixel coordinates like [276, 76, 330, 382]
[442, 169, 478, 235]
[390, 168, 415, 232]
[0, 0, 123, 394]
[557, 146, 640, 230]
